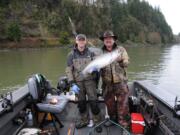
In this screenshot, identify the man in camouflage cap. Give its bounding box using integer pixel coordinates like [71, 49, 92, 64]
[99, 30, 130, 128]
[66, 34, 100, 129]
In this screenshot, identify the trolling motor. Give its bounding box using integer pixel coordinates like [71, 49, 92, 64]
[1, 92, 13, 113]
[174, 96, 180, 117]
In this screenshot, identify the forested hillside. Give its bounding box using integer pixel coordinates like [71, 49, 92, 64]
[0, 0, 173, 45]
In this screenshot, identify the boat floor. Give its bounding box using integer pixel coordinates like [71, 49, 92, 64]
[42, 102, 126, 135]
[56, 121, 124, 135]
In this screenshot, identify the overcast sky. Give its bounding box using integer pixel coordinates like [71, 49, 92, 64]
[144, 0, 180, 35]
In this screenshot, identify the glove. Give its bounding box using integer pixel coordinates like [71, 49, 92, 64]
[70, 84, 80, 94]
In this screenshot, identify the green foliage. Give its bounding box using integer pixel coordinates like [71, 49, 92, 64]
[46, 12, 62, 35]
[0, 0, 174, 44]
[0, 0, 10, 7]
[127, 0, 173, 43]
[0, 8, 6, 39]
[6, 22, 21, 42]
[59, 31, 70, 45]
[147, 32, 161, 44]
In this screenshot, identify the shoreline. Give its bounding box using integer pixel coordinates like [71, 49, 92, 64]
[0, 37, 177, 50]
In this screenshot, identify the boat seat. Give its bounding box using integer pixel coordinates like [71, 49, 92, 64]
[28, 74, 68, 134]
[36, 95, 68, 114]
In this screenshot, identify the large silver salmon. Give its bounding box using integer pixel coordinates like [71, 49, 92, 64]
[82, 49, 121, 74]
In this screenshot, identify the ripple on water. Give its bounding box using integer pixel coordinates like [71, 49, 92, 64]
[0, 45, 180, 95]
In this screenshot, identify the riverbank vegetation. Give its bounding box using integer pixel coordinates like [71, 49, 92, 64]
[0, 0, 175, 48]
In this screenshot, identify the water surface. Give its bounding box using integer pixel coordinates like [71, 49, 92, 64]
[0, 45, 180, 96]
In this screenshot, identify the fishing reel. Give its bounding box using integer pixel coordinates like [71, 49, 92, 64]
[128, 96, 140, 113]
[174, 96, 180, 117]
[1, 92, 13, 113]
[57, 76, 70, 94]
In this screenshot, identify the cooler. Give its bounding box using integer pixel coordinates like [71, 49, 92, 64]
[131, 113, 145, 134]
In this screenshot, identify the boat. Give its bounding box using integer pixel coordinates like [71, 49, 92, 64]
[0, 74, 180, 135]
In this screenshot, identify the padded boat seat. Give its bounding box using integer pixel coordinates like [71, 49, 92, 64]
[28, 74, 68, 114]
[28, 74, 68, 134]
[37, 95, 68, 114]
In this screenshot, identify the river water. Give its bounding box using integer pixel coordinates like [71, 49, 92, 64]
[0, 44, 180, 96]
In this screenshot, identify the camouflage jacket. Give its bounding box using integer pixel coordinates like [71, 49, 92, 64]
[101, 43, 129, 84]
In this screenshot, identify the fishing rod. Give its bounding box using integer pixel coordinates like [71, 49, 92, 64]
[68, 16, 95, 47]
[68, 17, 77, 37]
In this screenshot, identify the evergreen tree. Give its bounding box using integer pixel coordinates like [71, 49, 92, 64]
[0, 0, 174, 44]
